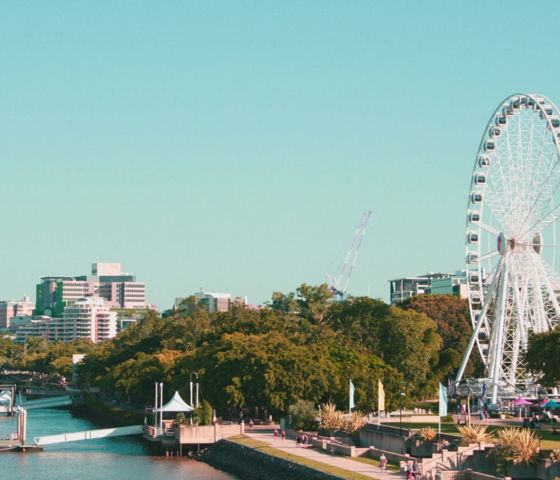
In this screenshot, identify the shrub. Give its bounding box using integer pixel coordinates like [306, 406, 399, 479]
[319, 402, 344, 433]
[457, 424, 493, 445]
[495, 428, 539, 466]
[193, 400, 214, 425]
[288, 399, 318, 430]
[343, 411, 367, 434]
[418, 427, 437, 442]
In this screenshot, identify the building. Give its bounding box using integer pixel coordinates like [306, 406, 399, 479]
[174, 291, 248, 314]
[389, 271, 468, 304]
[61, 296, 117, 342]
[0, 296, 34, 329]
[14, 316, 52, 344]
[35, 262, 147, 316]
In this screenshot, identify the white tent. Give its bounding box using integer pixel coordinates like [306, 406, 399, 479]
[0, 390, 12, 405]
[153, 391, 194, 412]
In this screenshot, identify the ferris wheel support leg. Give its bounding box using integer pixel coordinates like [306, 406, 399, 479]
[455, 261, 502, 385]
[490, 262, 509, 404]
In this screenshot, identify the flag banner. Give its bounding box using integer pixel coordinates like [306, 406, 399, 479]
[439, 383, 448, 417]
[481, 382, 486, 398]
[349, 380, 355, 410]
[378, 380, 385, 412]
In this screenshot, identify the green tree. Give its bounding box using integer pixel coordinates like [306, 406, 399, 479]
[525, 326, 560, 386]
[288, 399, 318, 430]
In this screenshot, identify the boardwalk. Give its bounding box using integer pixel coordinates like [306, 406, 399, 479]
[244, 429, 402, 480]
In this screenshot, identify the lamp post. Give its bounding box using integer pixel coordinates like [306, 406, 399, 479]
[190, 372, 199, 408]
[400, 392, 406, 453]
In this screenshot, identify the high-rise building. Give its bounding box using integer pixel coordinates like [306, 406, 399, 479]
[0, 296, 34, 329]
[35, 263, 147, 315]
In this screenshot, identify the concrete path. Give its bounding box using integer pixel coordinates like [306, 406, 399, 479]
[244, 429, 403, 480]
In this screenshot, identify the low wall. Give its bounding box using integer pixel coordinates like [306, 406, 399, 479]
[359, 423, 411, 454]
[435, 468, 504, 480]
[467, 447, 560, 480]
[311, 437, 357, 456]
[177, 423, 244, 444]
[199, 439, 345, 480]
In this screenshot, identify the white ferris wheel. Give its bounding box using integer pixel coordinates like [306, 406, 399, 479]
[456, 93, 560, 403]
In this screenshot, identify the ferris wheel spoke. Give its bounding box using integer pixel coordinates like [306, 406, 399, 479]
[479, 222, 500, 236]
[477, 250, 500, 263]
[515, 135, 560, 233]
[519, 202, 560, 239]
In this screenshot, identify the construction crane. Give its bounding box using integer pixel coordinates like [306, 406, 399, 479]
[325, 210, 372, 300]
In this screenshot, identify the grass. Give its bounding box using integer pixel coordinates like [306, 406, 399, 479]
[384, 422, 560, 449]
[228, 435, 377, 480]
[349, 455, 400, 472]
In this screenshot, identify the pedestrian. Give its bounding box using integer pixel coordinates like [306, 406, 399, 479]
[296, 433, 301, 447]
[249, 419, 254, 430]
[302, 433, 308, 446]
[273, 428, 279, 440]
[412, 460, 419, 480]
[380, 453, 388, 472]
[281, 430, 286, 440]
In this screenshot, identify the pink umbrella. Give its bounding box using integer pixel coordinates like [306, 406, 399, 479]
[512, 397, 532, 406]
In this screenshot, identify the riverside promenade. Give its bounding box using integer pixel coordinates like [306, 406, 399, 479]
[244, 428, 401, 480]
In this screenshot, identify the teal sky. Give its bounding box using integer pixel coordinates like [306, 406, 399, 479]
[2, 1, 560, 309]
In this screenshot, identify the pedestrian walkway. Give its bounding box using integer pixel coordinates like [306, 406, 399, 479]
[244, 429, 402, 480]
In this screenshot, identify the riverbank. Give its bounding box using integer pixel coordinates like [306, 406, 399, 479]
[199, 436, 359, 480]
[71, 394, 145, 427]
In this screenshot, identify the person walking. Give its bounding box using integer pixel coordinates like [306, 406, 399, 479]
[281, 430, 286, 441]
[273, 428, 279, 440]
[380, 453, 388, 472]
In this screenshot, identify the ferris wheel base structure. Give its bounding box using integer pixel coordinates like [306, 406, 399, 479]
[456, 93, 560, 404]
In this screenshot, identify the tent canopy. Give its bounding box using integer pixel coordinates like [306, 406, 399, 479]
[511, 397, 532, 406]
[154, 391, 194, 413]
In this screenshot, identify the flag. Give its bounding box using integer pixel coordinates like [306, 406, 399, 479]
[378, 380, 385, 412]
[349, 380, 355, 410]
[481, 382, 486, 398]
[439, 383, 448, 417]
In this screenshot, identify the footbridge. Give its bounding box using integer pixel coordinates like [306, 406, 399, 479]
[22, 395, 72, 410]
[34, 425, 143, 446]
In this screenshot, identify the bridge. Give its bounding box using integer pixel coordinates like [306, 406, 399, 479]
[34, 425, 143, 446]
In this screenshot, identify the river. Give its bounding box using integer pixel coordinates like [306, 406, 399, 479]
[0, 407, 237, 480]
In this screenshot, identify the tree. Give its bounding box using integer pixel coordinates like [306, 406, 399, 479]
[288, 400, 318, 430]
[296, 284, 333, 325]
[401, 295, 484, 378]
[525, 326, 560, 386]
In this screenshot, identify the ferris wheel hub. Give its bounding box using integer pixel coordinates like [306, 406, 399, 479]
[497, 232, 507, 255]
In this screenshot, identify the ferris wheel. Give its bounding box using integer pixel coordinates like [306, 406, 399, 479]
[456, 93, 560, 403]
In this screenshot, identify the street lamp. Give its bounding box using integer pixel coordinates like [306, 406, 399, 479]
[400, 392, 406, 453]
[190, 372, 199, 408]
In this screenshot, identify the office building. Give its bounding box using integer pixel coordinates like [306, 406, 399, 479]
[35, 262, 147, 315]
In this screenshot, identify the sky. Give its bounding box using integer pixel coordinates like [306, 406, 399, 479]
[2, 1, 560, 309]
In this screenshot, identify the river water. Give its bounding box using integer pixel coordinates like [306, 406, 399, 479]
[0, 407, 237, 480]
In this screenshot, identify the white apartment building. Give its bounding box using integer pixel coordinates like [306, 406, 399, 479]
[61, 297, 117, 343]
